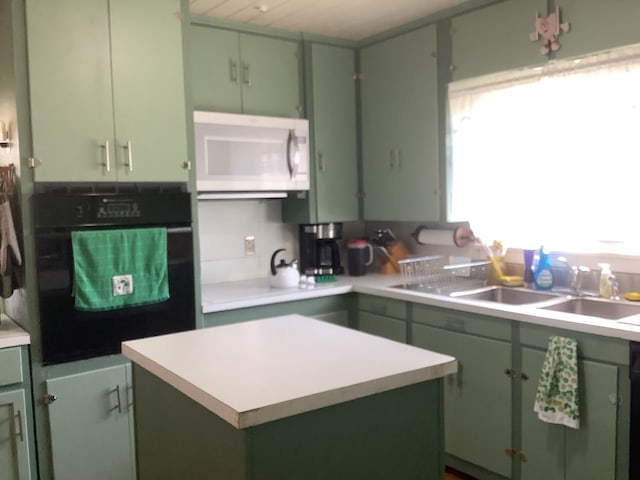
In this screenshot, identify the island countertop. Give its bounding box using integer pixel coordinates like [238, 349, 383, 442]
[122, 314, 457, 429]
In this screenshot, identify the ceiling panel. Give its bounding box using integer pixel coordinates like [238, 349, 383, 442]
[189, 0, 471, 40]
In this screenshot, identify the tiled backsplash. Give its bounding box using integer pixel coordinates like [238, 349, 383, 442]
[198, 199, 298, 284]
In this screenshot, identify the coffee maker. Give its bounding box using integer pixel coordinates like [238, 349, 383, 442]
[299, 223, 344, 276]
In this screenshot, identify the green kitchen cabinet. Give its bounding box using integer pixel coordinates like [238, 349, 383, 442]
[553, 0, 640, 61]
[189, 24, 302, 118]
[45, 364, 135, 480]
[0, 347, 34, 480]
[283, 43, 359, 224]
[412, 305, 513, 478]
[203, 295, 354, 329]
[450, 0, 544, 81]
[519, 324, 628, 480]
[357, 294, 407, 342]
[26, 0, 189, 182]
[360, 25, 440, 222]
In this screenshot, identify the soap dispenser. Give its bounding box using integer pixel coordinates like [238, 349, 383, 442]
[599, 263, 613, 298]
[534, 246, 554, 290]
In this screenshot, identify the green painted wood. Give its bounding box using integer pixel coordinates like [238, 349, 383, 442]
[132, 363, 445, 480]
[312, 309, 350, 327]
[26, 0, 188, 182]
[358, 293, 407, 319]
[451, 0, 544, 81]
[46, 365, 135, 480]
[282, 43, 359, 223]
[413, 322, 513, 478]
[358, 311, 407, 342]
[360, 25, 440, 221]
[202, 295, 354, 328]
[26, 0, 116, 182]
[239, 33, 301, 118]
[413, 303, 511, 341]
[189, 25, 243, 113]
[0, 347, 22, 387]
[0, 389, 30, 480]
[109, 0, 189, 182]
[554, 0, 640, 61]
[520, 347, 618, 480]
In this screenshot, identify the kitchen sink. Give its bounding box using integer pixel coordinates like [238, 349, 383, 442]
[449, 286, 563, 305]
[540, 297, 640, 320]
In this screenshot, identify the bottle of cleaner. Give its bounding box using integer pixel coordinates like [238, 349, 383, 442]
[599, 263, 613, 298]
[534, 246, 554, 290]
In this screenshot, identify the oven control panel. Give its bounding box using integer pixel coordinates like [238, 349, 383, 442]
[96, 199, 141, 219]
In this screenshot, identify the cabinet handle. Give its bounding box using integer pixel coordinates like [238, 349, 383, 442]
[229, 58, 239, 84]
[504, 368, 516, 377]
[388, 149, 394, 168]
[44, 393, 57, 405]
[521, 373, 529, 381]
[110, 385, 123, 414]
[242, 63, 251, 86]
[101, 140, 111, 173]
[123, 141, 133, 172]
[505, 448, 516, 457]
[518, 452, 528, 463]
[15, 410, 24, 443]
[317, 151, 326, 172]
[181, 161, 191, 170]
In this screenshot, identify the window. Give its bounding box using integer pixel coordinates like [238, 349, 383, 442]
[448, 45, 640, 253]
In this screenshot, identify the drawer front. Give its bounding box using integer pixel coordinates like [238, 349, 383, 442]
[0, 347, 23, 387]
[358, 294, 407, 320]
[520, 323, 628, 365]
[413, 304, 511, 341]
[359, 311, 407, 343]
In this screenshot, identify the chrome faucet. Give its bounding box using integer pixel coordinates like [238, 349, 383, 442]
[558, 257, 592, 295]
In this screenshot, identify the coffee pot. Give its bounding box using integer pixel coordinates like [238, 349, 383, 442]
[269, 248, 300, 288]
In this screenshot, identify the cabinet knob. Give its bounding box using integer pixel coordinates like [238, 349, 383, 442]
[504, 448, 516, 457]
[504, 368, 515, 377]
[521, 373, 529, 381]
[44, 393, 57, 405]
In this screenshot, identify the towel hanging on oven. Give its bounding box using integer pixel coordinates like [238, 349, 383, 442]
[71, 227, 169, 311]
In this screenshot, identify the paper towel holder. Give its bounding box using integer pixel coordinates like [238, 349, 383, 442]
[411, 224, 476, 248]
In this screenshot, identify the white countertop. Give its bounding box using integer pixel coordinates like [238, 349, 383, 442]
[202, 274, 640, 342]
[122, 314, 457, 429]
[0, 316, 30, 349]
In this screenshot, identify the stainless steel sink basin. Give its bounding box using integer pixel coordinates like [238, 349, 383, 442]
[450, 286, 562, 305]
[540, 297, 640, 320]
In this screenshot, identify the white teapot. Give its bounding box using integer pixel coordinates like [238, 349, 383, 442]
[268, 248, 300, 288]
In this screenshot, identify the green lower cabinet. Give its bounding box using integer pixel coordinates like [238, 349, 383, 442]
[45, 364, 135, 480]
[0, 390, 31, 479]
[520, 347, 619, 480]
[357, 294, 408, 342]
[412, 322, 512, 478]
[203, 295, 354, 329]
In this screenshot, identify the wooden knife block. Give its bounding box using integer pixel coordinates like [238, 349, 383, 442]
[380, 240, 410, 274]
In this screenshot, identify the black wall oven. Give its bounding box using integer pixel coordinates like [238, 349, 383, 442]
[33, 183, 196, 365]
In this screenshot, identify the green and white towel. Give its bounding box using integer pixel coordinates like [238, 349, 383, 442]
[533, 335, 580, 429]
[71, 228, 169, 311]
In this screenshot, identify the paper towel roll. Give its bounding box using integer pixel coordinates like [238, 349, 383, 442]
[413, 226, 475, 247]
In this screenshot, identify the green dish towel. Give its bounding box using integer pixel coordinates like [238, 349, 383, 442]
[533, 335, 580, 429]
[71, 228, 169, 311]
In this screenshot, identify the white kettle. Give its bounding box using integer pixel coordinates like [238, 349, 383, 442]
[268, 248, 300, 288]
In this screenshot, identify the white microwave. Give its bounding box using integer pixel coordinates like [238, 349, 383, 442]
[194, 111, 310, 198]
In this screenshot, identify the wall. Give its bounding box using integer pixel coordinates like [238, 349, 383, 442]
[198, 199, 298, 284]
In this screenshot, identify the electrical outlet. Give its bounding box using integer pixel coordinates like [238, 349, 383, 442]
[244, 235, 256, 256]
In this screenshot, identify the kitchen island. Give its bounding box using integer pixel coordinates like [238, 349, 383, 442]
[122, 314, 457, 480]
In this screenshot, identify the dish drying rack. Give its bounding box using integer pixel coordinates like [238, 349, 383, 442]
[398, 256, 489, 294]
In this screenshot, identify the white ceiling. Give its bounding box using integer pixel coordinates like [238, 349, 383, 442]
[189, 0, 471, 41]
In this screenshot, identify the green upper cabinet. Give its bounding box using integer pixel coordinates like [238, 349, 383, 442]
[554, 0, 640, 60]
[189, 25, 302, 118]
[360, 25, 440, 222]
[26, 0, 189, 183]
[451, 0, 544, 81]
[282, 43, 359, 224]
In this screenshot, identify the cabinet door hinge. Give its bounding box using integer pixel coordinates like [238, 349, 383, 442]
[353, 73, 363, 81]
[43, 393, 57, 405]
[28, 157, 39, 169]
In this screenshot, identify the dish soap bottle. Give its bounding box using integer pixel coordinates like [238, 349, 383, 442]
[599, 263, 613, 298]
[534, 246, 554, 290]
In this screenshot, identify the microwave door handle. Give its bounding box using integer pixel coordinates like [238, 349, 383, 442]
[287, 130, 299, 178]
